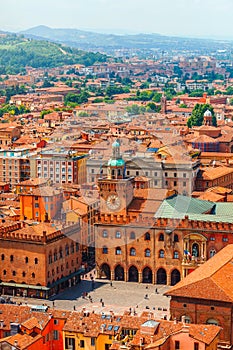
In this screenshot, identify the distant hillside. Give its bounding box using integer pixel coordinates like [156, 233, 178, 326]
[20, 25, 232, 53]
[0, 33, 107, 74]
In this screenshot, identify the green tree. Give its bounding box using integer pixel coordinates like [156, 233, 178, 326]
[40, 110, 53, 118]
[173, 65, 183, 78]
[187, 104, 217, 128]
[78, 111, 89, 117]
[64, 91, 89, 106]
[189, 89, 205, 97]
[42, 79, 54, 88]
[225, 86, 233, 95]
[146, 102, 161, 113]
[152, 92, 162, 103]
[125, 104, 140, 115]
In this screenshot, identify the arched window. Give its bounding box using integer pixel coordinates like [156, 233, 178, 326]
[54, 250, 57, 262]
[35, 258, 38, 264]
[130, 232, 135, 239]
[115, 231, 121, 238]
[3, 270, 6, 275]
[130, 248, 136, 256]
[173, 251, 179, 259]
[22, 271, 26, 277]
[32, 273, 35, 278]
[181, 315, 191, 324]
[174, 234, 179, 242]
[1, 254, 4, 261]
[115, 247, 122, 255]
[209, 249, 216, 258]
[102, 230, 108, 238]
[102, 246, 108, 254]
[159, 249, 165, 258]
[159, 233, 164, 241]
[66, 262, 69, 269]
[10, 255, 14, 262]
[25, 257, 29, 263]
[70, 243, 74, 254]
[76, 242, 79, 252]
[65, 244, 69, 256]
[206, 318, 218, 326]
[48, 252, 52, 264]
[59, 247, 63, 259]
[56, 266, 59, 273]
[145, 232, 150, 241]
[145, 249, 151, 257]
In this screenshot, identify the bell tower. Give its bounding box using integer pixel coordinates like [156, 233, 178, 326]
[98, 140, 134, 215]
[107, 140, 126, 180]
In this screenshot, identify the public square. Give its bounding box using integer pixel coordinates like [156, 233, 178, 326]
[12, 270, 171, 319]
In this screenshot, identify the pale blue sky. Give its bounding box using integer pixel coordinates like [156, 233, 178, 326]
[1, 0, 233, 39]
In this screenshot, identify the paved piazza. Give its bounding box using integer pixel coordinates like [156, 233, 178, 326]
[12, 271, 171, 319]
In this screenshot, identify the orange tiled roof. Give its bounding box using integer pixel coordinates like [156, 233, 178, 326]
[165, 244, 233, 302]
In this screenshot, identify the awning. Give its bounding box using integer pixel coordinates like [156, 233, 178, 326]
[0, 282, 49, 291]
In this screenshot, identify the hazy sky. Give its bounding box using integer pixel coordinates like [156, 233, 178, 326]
[1, 0, 233, 39]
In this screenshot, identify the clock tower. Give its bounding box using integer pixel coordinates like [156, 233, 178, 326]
[98, 140, 134, 215]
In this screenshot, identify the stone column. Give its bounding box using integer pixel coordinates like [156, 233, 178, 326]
[124, 270, 128, 282]
[138, 272, 142, 283]
[167, 272, 171, 286]
[152, 272, 155, 284]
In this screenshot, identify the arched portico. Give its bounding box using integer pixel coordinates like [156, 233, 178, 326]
[128, 265, 139, 282]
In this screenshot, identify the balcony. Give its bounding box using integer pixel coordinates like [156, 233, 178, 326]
[182, 254, 206, 268]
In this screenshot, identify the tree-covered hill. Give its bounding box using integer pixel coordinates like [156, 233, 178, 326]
[0, 33, 108, 74]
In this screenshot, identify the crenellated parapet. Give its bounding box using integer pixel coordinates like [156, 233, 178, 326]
[155, 216, 233, 232]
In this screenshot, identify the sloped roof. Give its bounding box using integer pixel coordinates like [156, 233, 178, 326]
[155, 194, 233, 223]
[155, 195, 214, 218]
[165, 244, 233, 303]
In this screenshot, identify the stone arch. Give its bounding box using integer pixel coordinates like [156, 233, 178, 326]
[171, 269, 181, 286]
[206, 318, 219, 326]
[100, 263, 111, 279]
[128, 265, 138, 282]
[142, 266, 152, 283]
[114, 264, 124, 281]
[183, 233, 207, 260]
[156, 268, 167, 284]
[180, 315, 192, 324]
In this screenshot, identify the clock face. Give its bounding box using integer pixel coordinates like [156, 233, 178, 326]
[106, 194, 121, 211]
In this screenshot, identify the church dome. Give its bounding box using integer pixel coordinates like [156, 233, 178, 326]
[107, 158, 125, 167]
[112, 140, 120, 148]
[204, 109, 212, 117]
